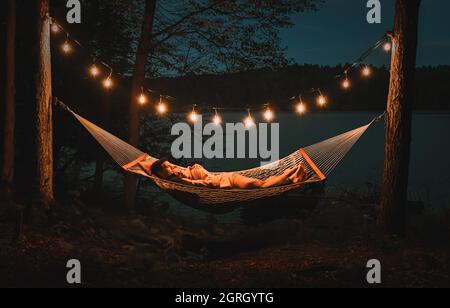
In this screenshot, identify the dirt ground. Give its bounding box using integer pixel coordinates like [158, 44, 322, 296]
[1, 197, 449, 288]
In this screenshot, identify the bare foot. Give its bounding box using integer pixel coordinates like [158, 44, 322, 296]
[291, 163, 308, 184]
[288, 166, 301, 182]
[286, 166, 299, 177]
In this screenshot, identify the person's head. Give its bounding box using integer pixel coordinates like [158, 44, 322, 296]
[151, 158, 176, 179]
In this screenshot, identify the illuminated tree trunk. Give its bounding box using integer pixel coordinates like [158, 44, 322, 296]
[124, 0, 157, 209]
[33, 0, 54, 208]
[380, 0, 421, 234]
[1, 0, 16, 203]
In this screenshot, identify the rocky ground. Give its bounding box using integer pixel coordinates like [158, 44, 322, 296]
[0, 192, 449, 288]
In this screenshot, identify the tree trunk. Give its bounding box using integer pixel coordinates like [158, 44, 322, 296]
[1, 0, 16, 203]
[124, 0, 157, 209]
[380, 0, 421, 235]
[33, 0, 54, 208]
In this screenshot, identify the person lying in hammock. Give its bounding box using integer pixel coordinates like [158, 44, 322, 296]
[145, 158, 309, 189]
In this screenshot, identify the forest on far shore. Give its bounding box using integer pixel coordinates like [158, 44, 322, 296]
[148, 64, 450, 112]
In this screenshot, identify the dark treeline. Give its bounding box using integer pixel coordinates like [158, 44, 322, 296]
[149, 64, 450, 112]
[50, 62, 450, 119]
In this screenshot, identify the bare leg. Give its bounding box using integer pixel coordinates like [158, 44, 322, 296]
[232, 166, 298, 189]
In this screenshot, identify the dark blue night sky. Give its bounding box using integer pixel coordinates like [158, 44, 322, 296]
[280, 0, 450, 66]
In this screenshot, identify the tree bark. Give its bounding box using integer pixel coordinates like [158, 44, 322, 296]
[33, 0, 54, 208]
[124, 0, 157, 209]
[380, 0, 421, 235]
[1, 0, 16, 202]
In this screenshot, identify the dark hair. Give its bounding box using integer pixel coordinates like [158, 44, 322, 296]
[151, 158, 169, 177]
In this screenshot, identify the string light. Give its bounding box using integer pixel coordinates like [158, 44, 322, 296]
[48, 15, 392, 120]
[296, 97, 306, 115]
[317, 91, 327, 107]
[297, 103, 306, 114]
[244, 110, 255, 129]
[89, 64, 100, 77]
[318, 96, 327, 106]
[51, 23, 60, 34]
[212, 109, 222, 126]
[137, 87, 147, 105]
[103, 73, 113, 89]
[362, 66, 372, 77]
[157, 96, 167, 114]
[263, 105, 274, 122]
[62, 40, 72, 54]
[341, 77, 351, 90]
[138, 94, 147, 105]
[189, 105, 199, 123]
[157, 103, 167, 114]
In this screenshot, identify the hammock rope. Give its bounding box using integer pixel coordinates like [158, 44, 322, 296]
[56, 99, 384, 207]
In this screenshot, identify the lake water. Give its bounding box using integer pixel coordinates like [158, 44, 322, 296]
[101, 112, 450, 220]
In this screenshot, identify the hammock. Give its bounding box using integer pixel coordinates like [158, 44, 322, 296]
[57, 101, 383, 211]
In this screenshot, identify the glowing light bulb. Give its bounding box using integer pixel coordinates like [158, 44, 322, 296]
[317, 95, 327, 107]
[138, 94, 147, 105]
[213, 114, 222, 126]
[383, 42, 392, 52]
[189, 111, 199, 123]
[362, 66, 371, 77]
[157, 102, 167, 114]
[296, 103, 306, 114]
[342, 78, 351, 90]
[244, 116, 255, 128]
[103, 77, 113, 89]
[89, 65, 99, 77]
[51, 24, 60, 33]
[62, 41, 71, 53]
[263, 108, 274, 122]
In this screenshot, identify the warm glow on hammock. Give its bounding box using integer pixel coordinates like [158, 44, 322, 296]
[57, 99, 379, 207]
